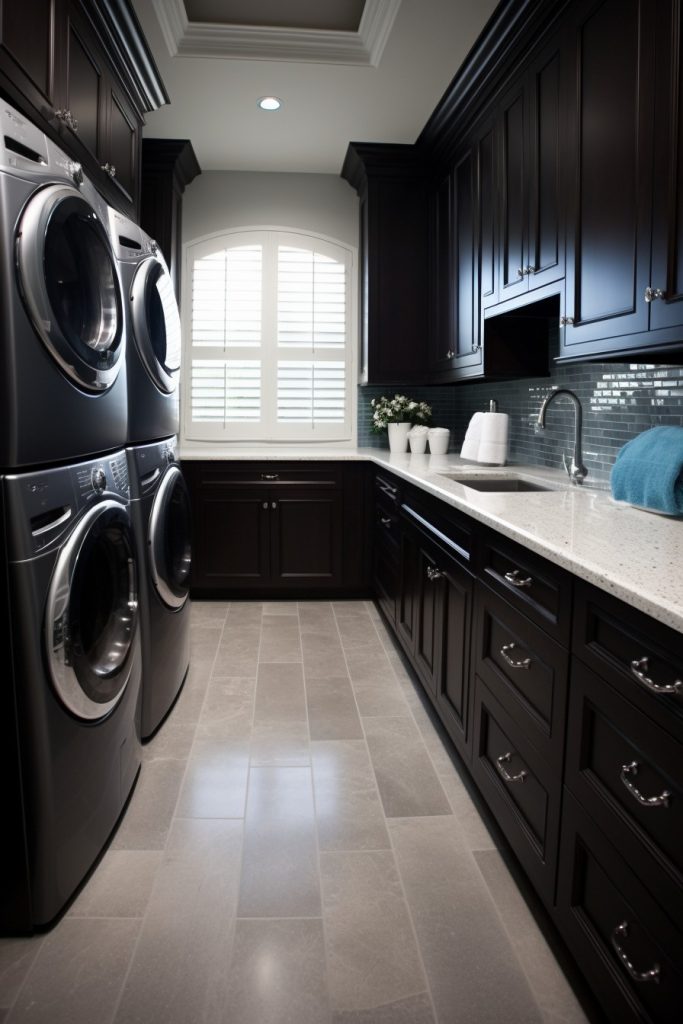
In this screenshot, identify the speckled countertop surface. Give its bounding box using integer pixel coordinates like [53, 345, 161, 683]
[180, 445, 683, 633]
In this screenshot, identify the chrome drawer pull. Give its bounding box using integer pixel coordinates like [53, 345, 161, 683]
[500, 643, 531, 669]
[620, 762, 670, 808]
[611, 922, 661, 984]
[379, 515, 392, 527]
[426, 566, 445, 581]
[630, 657, 683, 697]
[495, 751, 528, 784]
[504, 569, 533, 588]
[261, 473, 279, 481]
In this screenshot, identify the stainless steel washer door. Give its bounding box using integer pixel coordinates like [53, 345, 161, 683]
[130, 256, 181, 394]
[46, 501, 138, 720]
[148, 465, 191, 609]
[17, 184, 124, 392]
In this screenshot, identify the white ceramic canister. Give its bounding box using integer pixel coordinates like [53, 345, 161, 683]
[428, 427, 450, 455]
[387, 421, 411, 453]
[408, 425, 429, 454]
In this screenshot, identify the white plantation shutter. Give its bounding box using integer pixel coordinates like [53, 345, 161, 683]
[183, 230, 354, 442]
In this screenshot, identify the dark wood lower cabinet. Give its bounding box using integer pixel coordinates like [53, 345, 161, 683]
[185, 461, 369, 596]
[396, 517, 473, 761]
[556, 793, 683, 1024]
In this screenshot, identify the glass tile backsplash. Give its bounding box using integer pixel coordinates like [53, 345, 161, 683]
[357, 359, 683, 485]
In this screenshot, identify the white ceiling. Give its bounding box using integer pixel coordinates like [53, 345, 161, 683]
[132, 0, 499, 175]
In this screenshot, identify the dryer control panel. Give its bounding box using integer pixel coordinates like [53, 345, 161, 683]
[4, 451, 131, 559]
[127, 437, 178, 500]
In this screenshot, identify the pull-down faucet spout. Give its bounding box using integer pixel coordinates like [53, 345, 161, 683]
[536, 388, 588, 485]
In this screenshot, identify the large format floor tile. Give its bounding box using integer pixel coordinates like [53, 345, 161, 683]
[238, 766, 321, 918]
[0, 600, 585, 1024]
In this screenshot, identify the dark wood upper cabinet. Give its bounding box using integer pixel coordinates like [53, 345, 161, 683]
[497, 39, 564, 305]
[0, 0, 65, 119]
[341, 143, 430, 386]
[650, 0, 683, 334]
[0, 0, 168, 218]
[562, 0, 654, 356]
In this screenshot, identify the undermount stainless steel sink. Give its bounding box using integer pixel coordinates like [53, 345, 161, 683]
[439, 476, 555, 493]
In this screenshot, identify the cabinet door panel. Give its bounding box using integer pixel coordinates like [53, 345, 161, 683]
[0, 0, 63, 111]
[563, 0, 653, 351]
[429, 172, 453, 372]
[436, 557, 473, 760]
[479, 123, 497, 308]
[65, 7, 104, 161]
[397, 527, 417, 653]
[271, 489, 342, 586]
[499, 87, 527, 300]
[414, 544, 440, 696]
[650, 0, 683, 331]
[194, 490, 270, 588]
[452, 147, 482, 373]
[529, 46, 564, 288]
[107, 84, 138, 206]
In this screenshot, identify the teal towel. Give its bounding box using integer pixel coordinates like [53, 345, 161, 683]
[611, 426, 683, 516]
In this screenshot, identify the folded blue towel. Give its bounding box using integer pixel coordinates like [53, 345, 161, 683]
[611, 426, 683, 516]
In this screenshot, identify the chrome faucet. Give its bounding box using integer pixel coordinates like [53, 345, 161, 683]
[536, 388, 588, 485]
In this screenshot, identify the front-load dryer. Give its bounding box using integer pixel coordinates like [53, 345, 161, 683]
[0, 450, 142, 933]
[0, 99, 128, 471]
[126, 436, 191, 739]
[109, 209, 182, 444]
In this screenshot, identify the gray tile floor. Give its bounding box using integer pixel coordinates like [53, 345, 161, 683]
[0, 601, 589, 1024]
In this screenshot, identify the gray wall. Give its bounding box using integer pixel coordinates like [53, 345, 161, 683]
[183, 170, 358, 248]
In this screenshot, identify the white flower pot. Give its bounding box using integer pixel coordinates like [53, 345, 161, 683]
[387, 422, 411, 453]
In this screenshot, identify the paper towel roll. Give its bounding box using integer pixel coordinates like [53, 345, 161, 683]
[477, 412, 509, 465]
[460, 412, 484, 461]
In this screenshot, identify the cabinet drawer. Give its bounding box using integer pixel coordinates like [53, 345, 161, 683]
[473, 582, 569, 771]
[573, 581, 683, 740]
[566, 659, 683, 922]
[192, 462, 342, 488]
[480, 529, 572, 644]
[472, 677, 560, 906]
[557, 793, 683, 1024]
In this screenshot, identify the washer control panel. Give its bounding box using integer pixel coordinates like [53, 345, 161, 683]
[5, 450, 130, 560]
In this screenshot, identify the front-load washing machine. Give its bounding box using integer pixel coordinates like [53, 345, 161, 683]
[0, 450, 141, 933]
[0, 99, 128, 470]
[109, 209, 182, 444]
[126, 436, 191, 739]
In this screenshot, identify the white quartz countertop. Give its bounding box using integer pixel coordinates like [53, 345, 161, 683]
[179, 445, 683, 633]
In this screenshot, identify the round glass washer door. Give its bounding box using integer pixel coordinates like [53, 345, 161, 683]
[16, 184, 124, 392]
[130, 256, 181, 394]
[46, 501, 138, 721]
[148, 465, 191, 610]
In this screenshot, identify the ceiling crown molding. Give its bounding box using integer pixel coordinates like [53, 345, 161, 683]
[151, 0, 401, 65]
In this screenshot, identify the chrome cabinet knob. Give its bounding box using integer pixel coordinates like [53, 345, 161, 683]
[101, 163, 117, 179]
[446, 349, 454, 359]
[559, 316, 575, 327]
[471, 343, 481, 353]
[644, 286, 664, 302]
[426, 566, 445, 581]
[525, 265, 535, 275]
[517, 267, 525, 278]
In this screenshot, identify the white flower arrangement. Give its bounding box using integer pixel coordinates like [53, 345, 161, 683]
[370, 394, 433, 433]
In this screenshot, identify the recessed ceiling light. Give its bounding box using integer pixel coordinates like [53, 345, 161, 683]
[257, 96, 281, 111]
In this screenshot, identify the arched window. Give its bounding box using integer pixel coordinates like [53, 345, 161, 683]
[182, 229, 355, 443]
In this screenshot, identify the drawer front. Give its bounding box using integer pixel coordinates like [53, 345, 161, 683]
[557, 793, 683, 1024]
[480, 529, 572, 644]
[573, 580, 683, 740]
[566, 659, 683, 920]
[472, 676, 560, 906]
[191, 462, 342, 488]
[473, 582, 569, 770]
